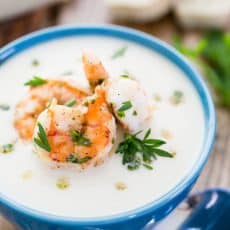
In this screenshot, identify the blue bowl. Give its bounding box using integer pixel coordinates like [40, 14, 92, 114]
[0, 25, 216, 230]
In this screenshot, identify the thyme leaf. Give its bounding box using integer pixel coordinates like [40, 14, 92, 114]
[117, 101, 132, 117]
[24, 76, 47, 87]
[64, 98, 76, 107]
[71, 130, 91, 146]
[66, 154, 91, 164]
[111, 46, 128, 59]
[34, 122, 51, 152]
[0, 104, 10, 111]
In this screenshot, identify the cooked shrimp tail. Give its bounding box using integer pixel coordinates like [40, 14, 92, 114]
[82, 51, 109, 89]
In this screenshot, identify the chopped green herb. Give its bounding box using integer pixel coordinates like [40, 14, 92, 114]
[119, 101, 132, 111]
[143, 163, 153, 170]
[56, 178, 70, 190]
[117, 111, 125, 117]
[112, 138, 115, 144]
[170, 90, 184, 105]
[83, 101, 89, 107]
[71, 130, 91, 146]
[34, 122, 51, 152]
[24, 76, 47, 87]
[132, 110, 137, 116]
[116, 129, 173, 171]
[151, 148, 174, 157]
[127, 157, 141, 170]
[117, 101, 132, 117]
[120, 74, 129, 78]
[66, 154, 91, 164]
[0, 104, 10, 111]
[64, 98, 76, 107]
[111, 46, 128, 59]
[32, 59, 39, 67]
[0, 143, 14, 153]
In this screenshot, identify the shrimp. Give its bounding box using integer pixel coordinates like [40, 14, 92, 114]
[82, 52, 153, 133]
[14, 77, 88, 140]
[105, 77, 153, 133]
[33, 86, 116, 169]
[82, 51, 109, 89]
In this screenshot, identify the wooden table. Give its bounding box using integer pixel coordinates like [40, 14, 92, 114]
[0, 1, 229, 229]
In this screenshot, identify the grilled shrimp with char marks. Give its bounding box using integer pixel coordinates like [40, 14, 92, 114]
[33, 86, 116, 169]
[14, 77, 88, 140]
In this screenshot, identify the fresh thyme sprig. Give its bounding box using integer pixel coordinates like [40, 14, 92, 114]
[34, 122, 51, 152]
[24, 76, 47, 87]
[116, 129, 173, 170]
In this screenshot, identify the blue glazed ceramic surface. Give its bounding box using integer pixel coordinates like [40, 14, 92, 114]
[0, 25, 216, 230]
[178, 188, 230, 230]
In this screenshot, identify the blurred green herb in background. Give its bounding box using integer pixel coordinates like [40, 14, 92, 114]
[173, 31, 230, 108]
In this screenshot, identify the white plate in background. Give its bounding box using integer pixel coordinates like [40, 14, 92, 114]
[0, 0, 64, 21]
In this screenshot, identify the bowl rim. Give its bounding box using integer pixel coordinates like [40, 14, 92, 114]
[0, 24, 216, 225]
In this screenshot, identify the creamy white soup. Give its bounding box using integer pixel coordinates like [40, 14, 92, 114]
[0, 36, 204, 218]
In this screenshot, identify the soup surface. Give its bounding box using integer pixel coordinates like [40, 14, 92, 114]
[0, 35, 204, 217]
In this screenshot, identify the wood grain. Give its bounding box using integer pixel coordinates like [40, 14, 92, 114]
[0, 5, 59, 47]
[0, 0, 229, 228]
[0, 216, 15, 230]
